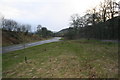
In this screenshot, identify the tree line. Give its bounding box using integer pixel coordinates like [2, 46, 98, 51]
[0, 16, 54, 38]
[36, 24, 54, 38]
[1, 17, 31, 33]
[65, 0, 119, 40]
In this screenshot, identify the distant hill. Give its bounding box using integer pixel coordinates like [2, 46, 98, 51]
[55, 28, 69, 37]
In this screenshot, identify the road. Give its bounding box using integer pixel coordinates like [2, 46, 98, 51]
[101, 40, 118, 43]
[1, 37, 61, 53]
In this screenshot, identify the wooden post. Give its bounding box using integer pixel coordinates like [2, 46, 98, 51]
[25, 56, 27, 63]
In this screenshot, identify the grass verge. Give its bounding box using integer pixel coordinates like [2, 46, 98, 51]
[2, 39, 118, 78]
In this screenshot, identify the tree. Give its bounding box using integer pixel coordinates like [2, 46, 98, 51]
[107, 0, 119, 19]
[99, 0, 119, 22]
[0, 13, 4, 29]
[21, 24, 26, 32]
[65, 27, 76, 39]
[2, 19, 17, 31]
[19, 24, 31, 33]
[25, 24, 31, 33]
[41, 27, 48, 38]
[36, 24, 42, 37]
[37, 25, 42, 32]
[70, 14, 83, 38]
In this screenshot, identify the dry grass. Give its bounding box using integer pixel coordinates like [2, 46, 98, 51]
[2, 39, 118, 78]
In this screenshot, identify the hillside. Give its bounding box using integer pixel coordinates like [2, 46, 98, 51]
[2, 30, 42, 46]
[55, 28, 69, 37]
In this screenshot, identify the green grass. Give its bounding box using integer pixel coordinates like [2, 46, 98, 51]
[59, 37, 64, 40]
[2, 39, 118, 78]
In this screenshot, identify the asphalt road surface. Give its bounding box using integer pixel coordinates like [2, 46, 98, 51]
[1, 37, 61, 53]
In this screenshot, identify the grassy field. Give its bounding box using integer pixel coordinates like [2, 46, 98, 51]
[2, 39, 118, 78]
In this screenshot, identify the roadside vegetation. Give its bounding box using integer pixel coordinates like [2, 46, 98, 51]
[56, 0, 119, 40]
[2, 39, 118, 78]
[2, 30, 41, 46]
[1, 0, 119, 78]
[1, 19, 54, 46]
[2, 29, 53, 47]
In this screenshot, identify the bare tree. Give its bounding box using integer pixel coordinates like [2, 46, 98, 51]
[0, 13, 4, 29]
[2, 19, 17, 31]
[25, 24, 31, 33]
[37, 24, 42, 33]
[99, 0, 119, 22]
[86, 7, 101, 25]
[118, 1, 120, 16]
[107, 0, 119, 19]
[99, 0, 109, 22]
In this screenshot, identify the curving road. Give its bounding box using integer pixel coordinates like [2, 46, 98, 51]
[1, 37, 61, 53]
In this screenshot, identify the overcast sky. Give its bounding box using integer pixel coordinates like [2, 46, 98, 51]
[0, 0, 119, 32]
